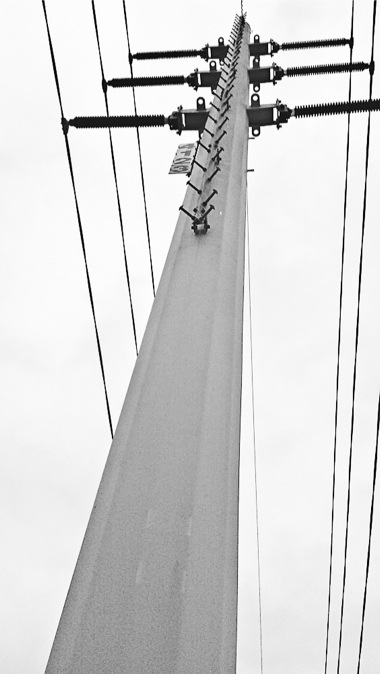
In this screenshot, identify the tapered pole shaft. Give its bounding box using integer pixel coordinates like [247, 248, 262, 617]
[46, 16, 250, 674]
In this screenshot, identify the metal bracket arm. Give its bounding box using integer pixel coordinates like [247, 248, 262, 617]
[187, 64, 285, 90]
[167, 107, 210, 134]
[247, 97, 293, 133]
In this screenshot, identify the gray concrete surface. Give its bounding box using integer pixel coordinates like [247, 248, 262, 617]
[46, 18, 250, 674]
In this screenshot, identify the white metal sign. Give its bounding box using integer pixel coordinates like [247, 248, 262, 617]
[169, 143, 196, 175]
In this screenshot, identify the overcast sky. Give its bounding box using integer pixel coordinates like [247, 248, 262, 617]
[1, 1, 380, 672]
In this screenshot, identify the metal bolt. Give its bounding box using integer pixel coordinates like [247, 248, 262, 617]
[179, 205, 195, 221]
[215, 129, 227, 144]
[199, 141, 211, 153]
[224, 85, 235, 98]
[211, 147, 224, 163]
[201, 189, 218, 206]
[222, 93, 233, 108]
[202, 204, 215, 218]
[207, 166, 221, 182]
[193, 159, 207, 172]
[187, 181, 202, 194]
[217, 117, 229, 130]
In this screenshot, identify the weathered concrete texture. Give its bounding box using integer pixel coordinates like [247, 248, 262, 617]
[46, 18, 250, 674]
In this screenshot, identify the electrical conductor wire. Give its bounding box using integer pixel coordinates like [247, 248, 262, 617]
[324, 3, 355, 672]
[356, 392, 380, 674]
[246, 185, 264, 674]
[122, 0, 156, 297]
[42, 0, 114, 439]
[91, 0, 139, 356]
[336, 2, 377, 671]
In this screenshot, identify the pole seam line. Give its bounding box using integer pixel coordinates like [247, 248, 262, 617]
[91, 0, 139, 356]
[246, 185, 264, 674]
[122, 0, 156, 297]
[42, 0, 114, 439]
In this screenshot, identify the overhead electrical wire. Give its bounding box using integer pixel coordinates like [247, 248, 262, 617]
[336, 2, 377, 672]
[324, 3, 355, 672]
[91, 0, 139, 356]
[42, 0, 114, 439]
[246, 186, 264, 674]
[122, 0, 156, 297]
[356, 392, 380, 674]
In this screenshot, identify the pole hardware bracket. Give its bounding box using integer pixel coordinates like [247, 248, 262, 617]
[191, 218, 211, 235]
[191, 218, 210, 234]
[191, 203, 215, 235]
[249, 63, 285, 92]
[247, 94, 292, 136]
[168, 98, 209, 134]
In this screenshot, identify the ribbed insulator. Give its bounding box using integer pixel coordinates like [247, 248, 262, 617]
[294, 98, 380, 118]
[281, 37, 351, 51]
[68, 115, 166, 129]
[108, 75, 186, 88]
[287, 61, 369, 77]
[132, 48, 206, 61]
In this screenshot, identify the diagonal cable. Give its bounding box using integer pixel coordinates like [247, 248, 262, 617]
[336, 2, 377, 672]
[356, 392, 380, 674]
[324, 3, 355, 672]
[246, 184, 264, 674]
[122, 0, 156, 297]
[91, 0, 139, 356]
[42, 0, 114, 438]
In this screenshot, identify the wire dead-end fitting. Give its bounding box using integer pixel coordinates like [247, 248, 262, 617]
[61, 117, 69, 135]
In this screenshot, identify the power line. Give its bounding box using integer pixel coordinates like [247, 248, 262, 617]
[122, 0, 156, 297]
[246, 185, 264, 674]
[91, 0, 139, 356]
[42, 0, 114, 439]
[324, 2, 355, 672]
[336, 2, 377, 671]
[356, 392, 380, 674]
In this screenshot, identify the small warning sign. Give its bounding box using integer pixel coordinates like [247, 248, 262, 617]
[169, 143, 196, 175]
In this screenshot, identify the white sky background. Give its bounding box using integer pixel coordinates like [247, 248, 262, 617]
[1, 1, 380, 672]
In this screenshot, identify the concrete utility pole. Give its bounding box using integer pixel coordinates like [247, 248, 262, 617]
[46, 14, 250, 674]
